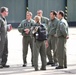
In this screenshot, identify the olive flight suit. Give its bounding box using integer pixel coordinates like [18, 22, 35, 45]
[56, 18, 68, 68]
[41, 16, 53, 64]
[33, 23, 47, 71]
[49, 18, 59, 64]
[18, 19, 35, 66]
[0, 14, 8, 66]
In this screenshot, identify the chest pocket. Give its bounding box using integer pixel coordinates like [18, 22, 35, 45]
[24, 22, 32, 28]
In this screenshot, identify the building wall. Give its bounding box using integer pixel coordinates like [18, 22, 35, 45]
[0, 0, 26, 23]
[67, 0, 76, 22]
[0, 0, 76, 27]
[28, 0, 65, 18]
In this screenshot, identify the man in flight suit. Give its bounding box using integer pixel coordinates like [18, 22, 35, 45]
[18, 12, 35, 67]
[0, 7, 12, 68]
[56, 11, 69, 69]
[48, 11, 59, 66]
[37, 10, 53, 65]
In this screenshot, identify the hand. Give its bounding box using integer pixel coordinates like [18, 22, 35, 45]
[45, 40, 49, 48]
[24, 28, 30, 34]
[8, 24, 12, 31]
[54, 34, 57, 37]
[66, 36, 69, 39]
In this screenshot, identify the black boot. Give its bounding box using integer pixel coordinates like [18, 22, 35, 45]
[0, 65, 3, 68]
[55, 66, 64, 69]
[3, 65, 10, 68]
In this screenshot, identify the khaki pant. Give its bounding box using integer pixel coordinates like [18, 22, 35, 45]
[47, 35, 53, 63]
[0, 34, 6, 64]
[33, 40, 46, 69]
[2, 36, 8, 66]
[51, 35, 58, 63]
[57, 36, 67, 67]
[22, 36, 33, 65]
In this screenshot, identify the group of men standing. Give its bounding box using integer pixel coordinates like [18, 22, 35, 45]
[46, 10, 69, 69]
[0, 6, 69, 71]
[18, 10, 69, 71]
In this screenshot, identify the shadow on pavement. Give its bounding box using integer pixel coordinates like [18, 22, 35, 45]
[0, 66, 34, 75]
[0, 65, 76, 75]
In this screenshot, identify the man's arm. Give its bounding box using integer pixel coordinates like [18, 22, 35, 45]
[60, 22, 68, 37]
[18, 22, 24, 33]
[0, 20, 2, 31]
[0, 20, 2, 41]
[7, 24, 12, 31]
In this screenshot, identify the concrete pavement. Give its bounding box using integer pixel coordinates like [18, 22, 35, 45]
[0, 27, 76, 75]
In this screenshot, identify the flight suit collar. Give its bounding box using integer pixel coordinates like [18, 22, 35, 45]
[26, 19, 32, 23]
[51, 17, 56, 22]
[60, 17, 64, 21]
[0, 14, 6, 21]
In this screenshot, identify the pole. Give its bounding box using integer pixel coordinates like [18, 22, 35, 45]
[65, 0, 68, 20]
[26, 0, 29, 12]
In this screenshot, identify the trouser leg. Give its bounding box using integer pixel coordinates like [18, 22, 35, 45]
[64, 53, 67, 67]
[64, 39, 67, 67]
[0, 43, 4, 64]
[30, 37, 34, 65]
[40, 42, 46, 69]
[51, 36, 57, 63]
[22, 36, 29, 64]
[47, 47, 53, 63]
[57, 37, 66, 67]
[0, 41, 5, 64]
[33, 41, 40, 69]
[47, 37, 53, 63]
[2, 37, 8, 66]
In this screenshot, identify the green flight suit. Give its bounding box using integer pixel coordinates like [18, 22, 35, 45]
[18, 19, 35, 65]
[49, 18, 59, 64]
[56, 18, 68, 68]
[47, 34, 53, 63]
[41, 16, 49, 29]
[41, 16, 53, 63]
[33, 40, 46, 70]
[33, 23, 47, 70]
[0, 14, 8, 65]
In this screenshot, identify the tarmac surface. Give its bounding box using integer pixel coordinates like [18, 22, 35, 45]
[0, 27, 76, 75]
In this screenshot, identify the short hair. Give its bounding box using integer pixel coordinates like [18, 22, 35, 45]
[0, 7, 8, 13]
[37, 10, 43, 14]
[58, 10, 64, 17]
[26, 11, 33, 16]
[50, 10, 57, 16]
